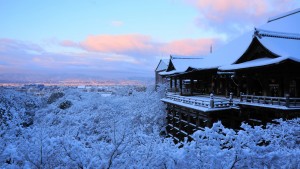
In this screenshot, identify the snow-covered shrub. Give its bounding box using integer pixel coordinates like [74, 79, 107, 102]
[59, 100, 72, 110]
[47, 92, 64, 104]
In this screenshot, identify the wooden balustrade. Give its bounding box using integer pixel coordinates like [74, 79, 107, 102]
[165, 92, 232, 109]
[240, 95, 300, 108]
[165, 92, 300, 109]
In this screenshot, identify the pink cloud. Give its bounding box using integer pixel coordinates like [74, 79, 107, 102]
[80, 34, 155, 53]
[0, 37, 223, 82]
[186, 0, 298, 37]
[60, 40, 79, 47]
[187, 0, 296, 23]
[61, 34, 218, 57]
[161, 38, 217, 56]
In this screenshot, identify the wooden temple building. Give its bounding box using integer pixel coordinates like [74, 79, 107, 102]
[155, 59, 169, 88]
[156, 9, 300, 141]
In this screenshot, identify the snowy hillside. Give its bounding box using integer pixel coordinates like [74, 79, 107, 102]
[0, 86, 299, 168]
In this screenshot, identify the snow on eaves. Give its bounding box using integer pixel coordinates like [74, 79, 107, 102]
[255, 28, 300, 40]
[159, 70, 178, 76]
[219, 57, 291, 71]
[170, 57, 203, 72]
[259, 35, 300, 60]
[160, 33, 254, 75]
[194, 32, 254, 69]
[219, 35, 300, 71]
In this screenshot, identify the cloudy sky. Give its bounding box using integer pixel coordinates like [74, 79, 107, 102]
[1, 0, 300, 82]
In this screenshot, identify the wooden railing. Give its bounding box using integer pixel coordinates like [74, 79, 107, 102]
[165, 93, 232, 109]
[240, 95, 300, 108]
[165, 93, 300, 109]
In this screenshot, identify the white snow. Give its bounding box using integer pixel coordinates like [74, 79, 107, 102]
[169, 56, 203, 72]
[155, 59, 169, 71]
[219, 56, 298, 71]
[0, 87, 300, 168]
[258, 36, 300, 60]
[159, 69, 178, 75]
[255, 28, 300, 39]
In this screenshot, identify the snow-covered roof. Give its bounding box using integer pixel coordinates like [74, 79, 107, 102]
[268, 8, 300, 23]
[258, 35, 300, 59]
[155, 59, 169, 72]
[159, 70, 178, 76]
[219, 57, 298, 71]
[170, 56, 203, 72]
[159, 8, 300, 75]
[211, 9, 300, 71]
[255, 28, 300, 40]
[219, 34, 300, 71]
[193, 32, 254, 70]
[160, 55, 203, 75]
[261, 8, 300, 34]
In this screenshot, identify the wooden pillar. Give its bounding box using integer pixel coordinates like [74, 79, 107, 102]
[170, 77, 173, 90]
[172, 105, 175, 134]
[179, 78, 183, 95]
[206, 119, 213, 128]
[190, 79, 194, 95]
[286, 94, 290, 108]
[174, 77, 177, 92]
[281, 77, 285, 97]
[210, 93, 214, 108]
[229, 92, 233, 106]
[179, 111, 182, 130]
[211, 75, 214, 94]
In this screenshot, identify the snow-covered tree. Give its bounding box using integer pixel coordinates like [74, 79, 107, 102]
[0, 86, 299, 168]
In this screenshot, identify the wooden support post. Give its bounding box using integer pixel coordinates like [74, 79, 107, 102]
[190, 79, 194, 96]
[172, 106, 175, 131]
[170, 77, 173, 91]
[286, 94, 290, 108]
[240, 92, 243, 102]
[229, 92, 233, 106]
[206, 119, 213, 128]
[210, 93, 214, 108]
[174, 77, 177, 92]
[196, 112, 199, 128]
[179, 78, 183, 95]
[179, 111, 182, 130]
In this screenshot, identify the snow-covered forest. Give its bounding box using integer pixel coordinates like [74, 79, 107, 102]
[0, 86, 300, 168]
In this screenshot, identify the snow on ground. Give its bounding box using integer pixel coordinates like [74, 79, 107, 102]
[0, 86, 299, 168]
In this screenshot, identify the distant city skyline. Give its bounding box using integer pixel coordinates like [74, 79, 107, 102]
[1, 0, 300, 82]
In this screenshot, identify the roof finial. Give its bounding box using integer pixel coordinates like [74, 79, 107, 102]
[210, 44, 212, 53]
[254, 28, 262, 39]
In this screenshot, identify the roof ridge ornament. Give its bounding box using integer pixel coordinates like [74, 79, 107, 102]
[254, 28, 300, 40]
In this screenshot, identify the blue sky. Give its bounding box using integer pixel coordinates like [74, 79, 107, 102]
[0, 1, 203, 41]
[0, 0, 300, 82]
